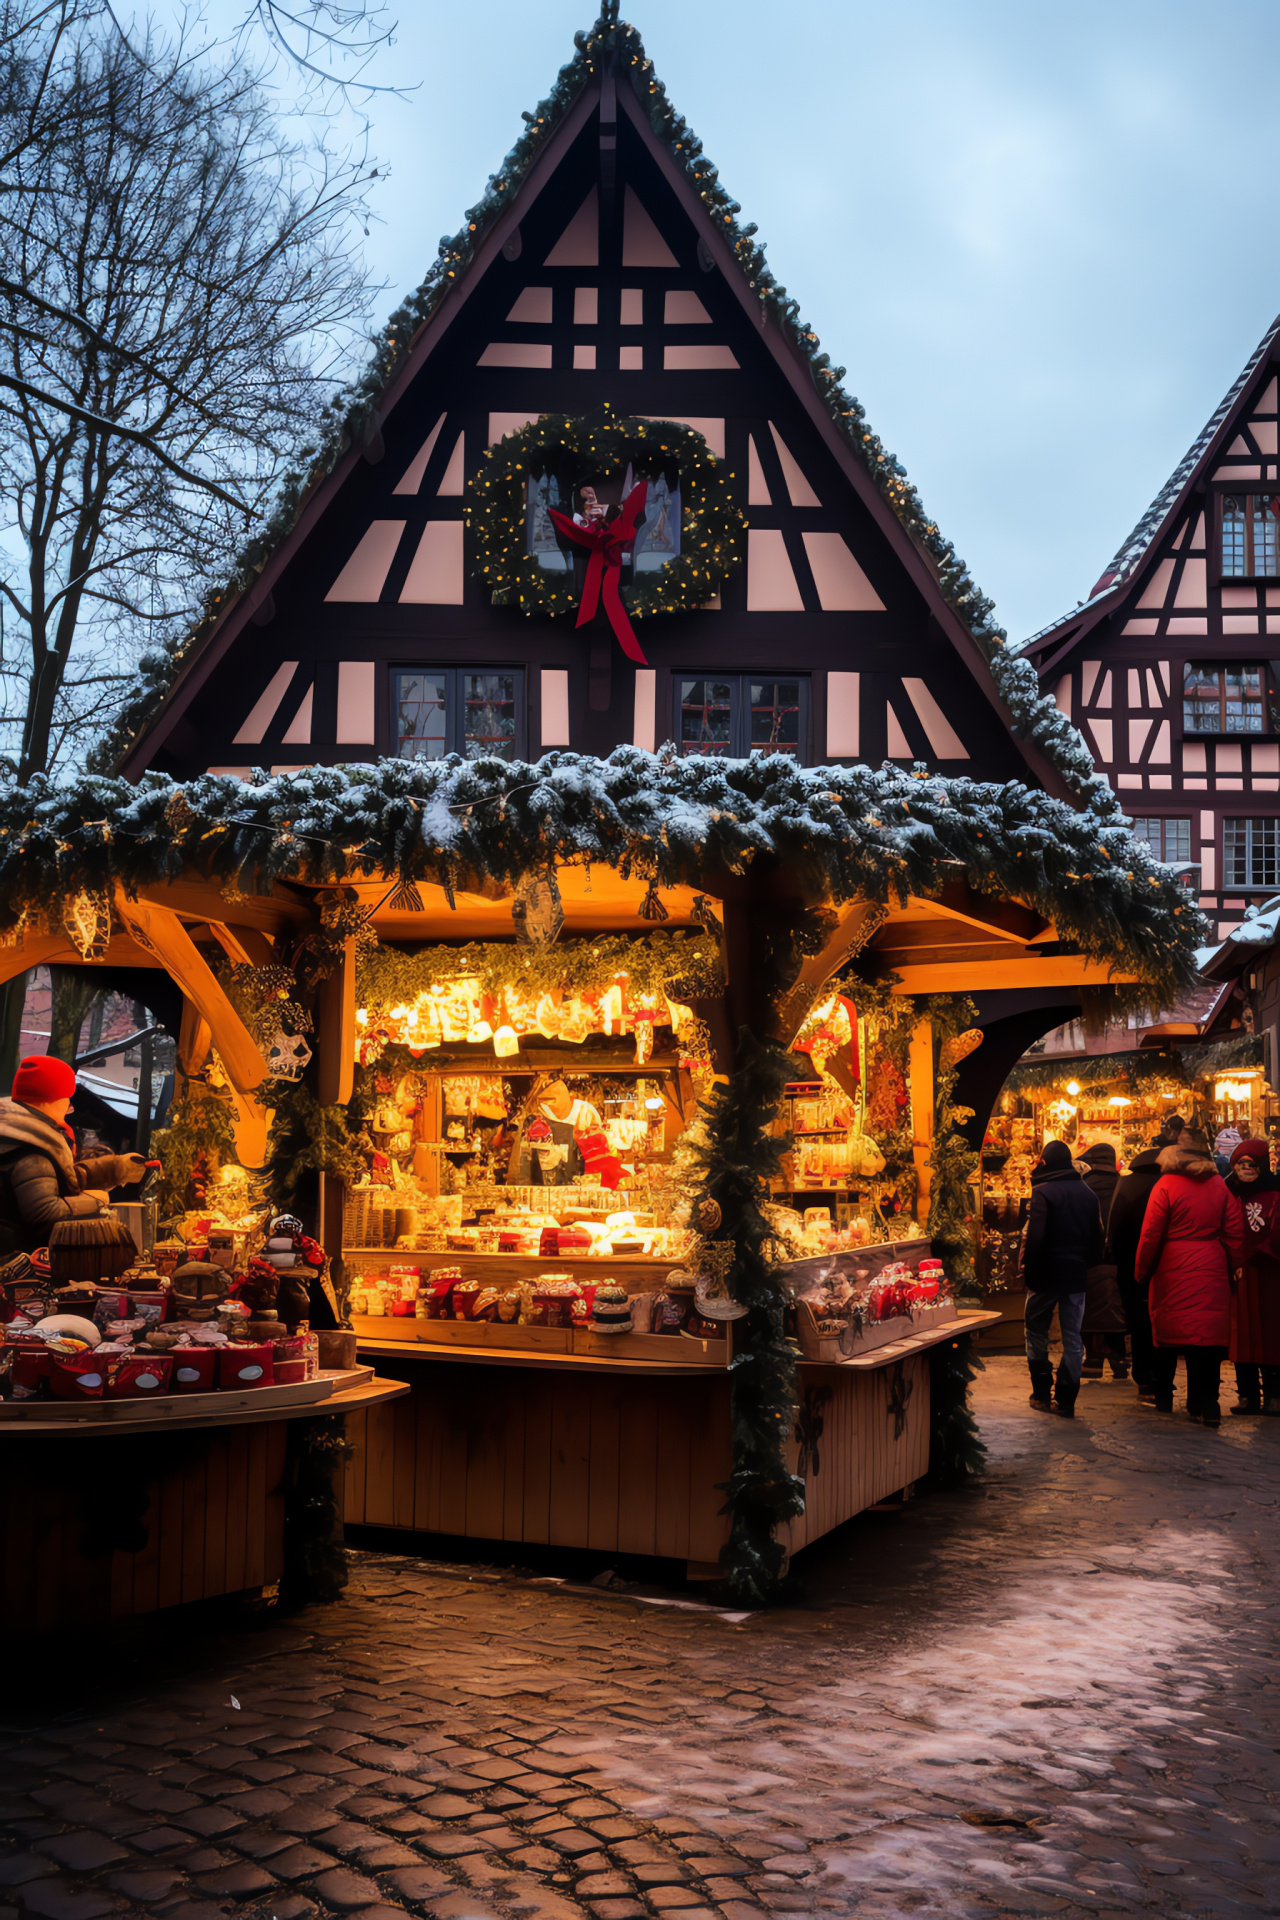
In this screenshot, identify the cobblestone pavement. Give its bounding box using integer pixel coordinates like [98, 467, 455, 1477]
[4, 1354, 1280, 1920]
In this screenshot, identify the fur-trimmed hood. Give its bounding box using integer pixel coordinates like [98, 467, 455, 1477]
[1157, 1141, 1218, 1182]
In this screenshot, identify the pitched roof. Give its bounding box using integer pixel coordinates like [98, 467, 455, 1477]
[1021, 311, 1280, 656]
[103, 2, 1104, 809]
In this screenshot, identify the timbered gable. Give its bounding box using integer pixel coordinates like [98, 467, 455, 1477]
[1026, 316, 1280, 938]
[125, 35, 1046, 790]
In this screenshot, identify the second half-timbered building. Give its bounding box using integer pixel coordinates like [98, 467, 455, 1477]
[1023, 317, 1280, 943]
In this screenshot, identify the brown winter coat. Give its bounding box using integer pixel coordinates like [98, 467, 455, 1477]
[0, 1098, 104, 1256]
[1135, 1140, 1245, 1349]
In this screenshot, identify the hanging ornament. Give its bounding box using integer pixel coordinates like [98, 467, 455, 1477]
[638, 878, 669, 923]
[266, 1029, 312, 1082]
[940, 1027, 984, 1072]
[492, 1025, 520, 1058]
[513, 867, 564, 946]
[62, 889, 111, 960]
[694, 1195, 722, 1234]
[632, 993, 661, 1064]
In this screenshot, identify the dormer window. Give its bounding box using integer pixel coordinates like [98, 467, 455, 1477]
[1222, 494, 1279, 577]
[1183, 663, 1264, 733]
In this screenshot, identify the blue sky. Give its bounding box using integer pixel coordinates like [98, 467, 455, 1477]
[211, 0, 1280, 641]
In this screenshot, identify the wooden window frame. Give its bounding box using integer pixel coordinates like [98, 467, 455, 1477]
[391, 665, 527, 763]
[1216, 490, 1280, 580]
[1223, 816, 1280, 893]
[673, 672, 811, 762]
[1181, 660, 1269, 736]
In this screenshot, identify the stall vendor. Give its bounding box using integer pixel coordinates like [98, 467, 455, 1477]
[516, 1078, 622, 1188]
[0, 1054, 146, 1255]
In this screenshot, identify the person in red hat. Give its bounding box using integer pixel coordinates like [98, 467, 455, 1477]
[0, 1055, 144, 1256]
[1224, 1138, 1280, 1416]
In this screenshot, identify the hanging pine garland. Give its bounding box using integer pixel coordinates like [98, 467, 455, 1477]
[466, 406, 745, 630]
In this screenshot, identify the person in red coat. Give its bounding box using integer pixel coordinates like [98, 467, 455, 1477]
[1224, 1139, 1280, 1416]
[1135, 1128, 1244, 1427]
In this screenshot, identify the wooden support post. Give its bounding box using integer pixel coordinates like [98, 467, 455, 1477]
[775, 900, 888, 1046]
[112, 890, 268, 1095]
[316, 938, 355, 1108]
[909, 1019, 934, 1224]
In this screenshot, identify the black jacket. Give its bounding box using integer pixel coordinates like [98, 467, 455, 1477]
[1081, 1164, 1120, 1229]
[1022, 1166, 1105, 1298]
[1105, 1148, 1163, 1288]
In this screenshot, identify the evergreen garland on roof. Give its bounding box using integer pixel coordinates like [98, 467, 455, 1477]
[94, 4, 1112, 812]
[0, 749, 1202, 1004]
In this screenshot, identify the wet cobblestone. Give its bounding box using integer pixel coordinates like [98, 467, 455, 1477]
[2, 1357, 1280, 1918]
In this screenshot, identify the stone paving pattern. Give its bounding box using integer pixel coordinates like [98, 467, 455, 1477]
[2, 1355, 1279, 1920]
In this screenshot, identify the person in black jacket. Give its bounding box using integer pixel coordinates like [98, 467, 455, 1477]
[1078, 1142, 1128, 1382]
[1022, 1139, 1105, 1418]
[1105, 1145, 1162, 1403]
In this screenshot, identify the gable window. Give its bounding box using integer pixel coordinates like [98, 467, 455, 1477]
[1222, 495, 1280, 577]
[1224, 817, 1280, 891]
[675, 674, 809, 759]
[393, 668, 524, 762]
[1182, 663, 1264, 733]
[1131, 816, 1197, 889]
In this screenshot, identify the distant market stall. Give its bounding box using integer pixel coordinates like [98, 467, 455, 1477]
[0, 752, 1199, 1605]
[977, 1033, 1267, 1294]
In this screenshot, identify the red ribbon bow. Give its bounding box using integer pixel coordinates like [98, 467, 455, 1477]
[549, 480, 649, 663]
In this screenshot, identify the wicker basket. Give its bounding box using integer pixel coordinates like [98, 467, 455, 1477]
[47, 1214, 138, 1283]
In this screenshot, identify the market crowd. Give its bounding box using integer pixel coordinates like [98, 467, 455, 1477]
[1021, 1115, 1280, 1426]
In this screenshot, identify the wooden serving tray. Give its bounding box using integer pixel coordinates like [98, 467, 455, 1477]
[794, 1300, 959, 1363]
[0, 1366, 367, 1425]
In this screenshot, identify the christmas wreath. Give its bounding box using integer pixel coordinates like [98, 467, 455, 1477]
[466, 403, 745, 661]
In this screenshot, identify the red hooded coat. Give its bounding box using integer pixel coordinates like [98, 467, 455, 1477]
[1135, 1140, 1245, 1348]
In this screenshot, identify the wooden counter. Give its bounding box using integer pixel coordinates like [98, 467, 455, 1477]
[345, 1313, 998, 1579]
[0, 1374, 408, 1632]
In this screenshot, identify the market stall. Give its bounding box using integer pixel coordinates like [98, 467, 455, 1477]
[0, 754, 1198, 1604]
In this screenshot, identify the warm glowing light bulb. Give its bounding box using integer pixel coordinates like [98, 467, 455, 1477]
[1066, 1080, 1081, 1096]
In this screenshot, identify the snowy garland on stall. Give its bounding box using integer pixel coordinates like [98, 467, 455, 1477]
[466, 408, 744, 627]
[95, 4, 1108, 814]
[0, 754, 1204, 1007]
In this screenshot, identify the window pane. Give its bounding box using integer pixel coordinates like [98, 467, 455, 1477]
[1183, 662, 1222, 733]
[462, 672, 518, 760]
[1224, 665, 1263, 733]
[748, 679, 802, 755]
[1224, 817, 1280, 889]
[1130, 817, 1161, 855]
[1166, 817, 1192, 863]
[1254, 496, 1280, 577]
[679, 678, 733, 755]
[394, 670, 447, 760]
[1223, 495, 1247, 576]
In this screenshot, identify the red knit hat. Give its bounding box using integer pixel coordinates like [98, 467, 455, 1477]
[1230, 1138, 1271, 1169]
[12, 1055, 76, 1105]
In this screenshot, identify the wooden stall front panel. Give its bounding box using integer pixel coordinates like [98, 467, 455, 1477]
[343, 1360, 732, 1564]
[0, 1423, 288, 1632]
[783, 1353, 931, 1556]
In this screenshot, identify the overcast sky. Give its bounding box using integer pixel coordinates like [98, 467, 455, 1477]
[203, 0, 1280, 642]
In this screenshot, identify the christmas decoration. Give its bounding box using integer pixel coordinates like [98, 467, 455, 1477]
[686, 1033, 803, 1605]
[266, 1029, 312, 1082]
[0, 757, 1202, 1008]
[548, 476, 651, 661]
[61, 888, 110, 959]
[467, 407, 743, 634]
[512, 868, 564, 946]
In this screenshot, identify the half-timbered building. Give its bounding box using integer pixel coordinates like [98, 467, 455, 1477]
[1022, 317, 1280, 944]
[118, 18, 1067, 799]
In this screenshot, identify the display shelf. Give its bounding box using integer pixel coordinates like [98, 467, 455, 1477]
[353, 1334, 728, 1376]
[798, 1308, 1001, 1372]
[0, 1370, 408, 1435]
